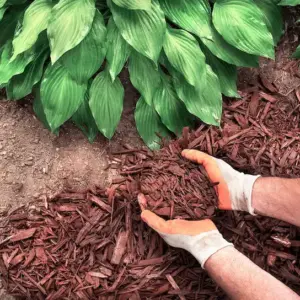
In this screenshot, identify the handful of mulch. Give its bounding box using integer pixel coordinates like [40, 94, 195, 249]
[115, 135, 218, 220]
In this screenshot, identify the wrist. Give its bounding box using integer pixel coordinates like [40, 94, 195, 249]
[204, 245, 237, 272]
[189, 230, 233, 269]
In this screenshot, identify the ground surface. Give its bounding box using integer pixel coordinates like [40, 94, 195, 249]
[0, 11, 300, 299]
[0, 71, 143, 214]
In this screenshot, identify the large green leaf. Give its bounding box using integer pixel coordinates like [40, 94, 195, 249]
[0, 41, 39, 85]
[89, 70, 124, 139]
[112, 0, 151, 10]
[106, 17, 131, 81]
[33, 87, 57, 133]
[40, 63, 86, 131]
[254, 0, 283, 44]
[278, 0, 300, 5]
[110, 0, 166, 62]
[0, 6, 25, 49]
[60, 10, 106, 83]
[159, 0, 211, 38]
[7, 49, 49, 100]
[173, 66, 222, 126]
[213, 0, 274, 58]
[203, 46, 238, 98]
[135, 97, 170, 150]
[0, 6, 7, 21]
[72, 88, 99, 143]
[11, 0, 53, 60]
[201, 26, 259, 68]
[0, 0, 6, 7]
[47, 0, 96, 63]
[153, 74, 192, 135]
[158, 0, 258, 67]
[163, 27, 206, 87]
[128, 50, 161, 106]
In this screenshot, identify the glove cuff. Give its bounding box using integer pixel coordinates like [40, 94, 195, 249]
[244, 174, 260, 215]
[231, 174, 260, 215]
[189, 230, 233, 269]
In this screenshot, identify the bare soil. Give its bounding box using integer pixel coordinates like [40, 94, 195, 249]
[0, 12, 300, 299]
[0, 70, 143, 214]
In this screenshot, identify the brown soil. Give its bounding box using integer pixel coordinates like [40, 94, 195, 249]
[0, 70, 143, 214]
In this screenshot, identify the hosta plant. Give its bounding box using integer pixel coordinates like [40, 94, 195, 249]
[0, 0, 283, 149]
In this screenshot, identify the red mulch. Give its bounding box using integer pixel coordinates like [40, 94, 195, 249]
[1, 79, 300, 299]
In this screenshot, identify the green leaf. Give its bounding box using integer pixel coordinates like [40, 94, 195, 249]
[60, 10, 106, 83]
[129, 50, 161, 105]
[89, 70, 124, 139]
[0, 0, 6, 8]
[200, 26, 259, 68]
[293, 44, 300, 58]
[254, 0, 283, 45]
[173, 65, 222, 126]
[213, 0, 274, 58]
[0, 6, 25, 49]
[110, 0, 166, 62]
[163, 27, 206, 87]
[0, 6, 7, 21]
[203, 46, 238, 98]
[47, 0, 96, 64]
[158, 0, 258, 67]
[106, 17, 131, 81]
[278, 0, 300, 5]
[159, 0, 211, 38]
[7, 49, 49, 100]
[135, 97, 170, 150]
[0, 41, 39, 85]
[153, 74, 192, 135]
[72, 89, 98, 143]
[112, 0, 151, 10]
[40, 63, 86, 131]
[11, 0, 53, 60]
[33, 87, 59, 135]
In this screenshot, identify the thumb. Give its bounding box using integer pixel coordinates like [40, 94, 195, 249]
[141, 210, 169, 233]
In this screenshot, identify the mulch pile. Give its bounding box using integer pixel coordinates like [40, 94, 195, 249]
[1, 78, 300, 299]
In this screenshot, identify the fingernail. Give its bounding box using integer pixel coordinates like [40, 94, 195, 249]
[138, 193, 147, 211]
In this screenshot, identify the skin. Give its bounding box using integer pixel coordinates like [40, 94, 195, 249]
[205, 246, 299, 300]
[252, 177, 300, 227]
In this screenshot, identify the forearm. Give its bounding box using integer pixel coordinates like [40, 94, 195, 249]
[205, 247, 299, 300]
[252, 177, 300, 226]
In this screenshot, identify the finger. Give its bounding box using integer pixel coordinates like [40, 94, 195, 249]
[182, 149, 232, 210]
[182, 149, 212, 165]
[138, 193, 147, 211]
[168, 219, 217, 236]
[182, 149, 220, 182]
[141, 210, 169, 233]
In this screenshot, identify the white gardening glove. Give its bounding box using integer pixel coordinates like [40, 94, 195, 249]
[182, 150, 260, 215]
[139, 194, 233, 268]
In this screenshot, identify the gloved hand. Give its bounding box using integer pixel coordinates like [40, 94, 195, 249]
[182, 149, 260, 215]
[139, 194, 232, 268]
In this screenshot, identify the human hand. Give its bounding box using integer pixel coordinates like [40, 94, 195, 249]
[139, 194, 232, 268]
[182, 149, 260, 215]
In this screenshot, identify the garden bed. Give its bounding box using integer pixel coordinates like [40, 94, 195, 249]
[1, 86, 300, 299]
